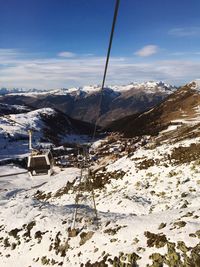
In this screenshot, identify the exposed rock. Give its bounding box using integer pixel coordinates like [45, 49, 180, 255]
[144, 231, 168, 248]
[158, 223, 166, 230]
[8, 228, 21, 239]
[80, 231, 94, 246]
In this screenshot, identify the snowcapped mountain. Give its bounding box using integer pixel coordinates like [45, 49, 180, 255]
[110, 81, 176, 94]
[0, 81, 177, 126]
[0, 108, 94, 160]
[187, 79, 200, 91]
[0, 108, 56, 137]
[0, 87, 47, 96]
[1, 81, 176, 96]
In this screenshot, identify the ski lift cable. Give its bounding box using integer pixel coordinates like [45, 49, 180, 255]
[92, 0, 120, 140]
[71, 0, 120, 229]
[86, 0, 120, 226]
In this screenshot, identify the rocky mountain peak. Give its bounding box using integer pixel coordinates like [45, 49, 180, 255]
[186, 80, 200, 91]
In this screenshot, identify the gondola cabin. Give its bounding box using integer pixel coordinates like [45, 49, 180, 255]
[27, 150, 54, 176]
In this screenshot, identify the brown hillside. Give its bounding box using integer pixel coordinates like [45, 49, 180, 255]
[107, 82, 200, 137]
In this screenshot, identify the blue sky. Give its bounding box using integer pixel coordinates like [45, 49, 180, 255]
[1, 0, 200, 89]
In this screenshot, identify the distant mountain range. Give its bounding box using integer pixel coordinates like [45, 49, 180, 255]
[0, 81, 177, 126]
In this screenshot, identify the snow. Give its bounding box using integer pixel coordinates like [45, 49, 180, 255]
[1, 81, 176, 97]
[0, 108, 55, 159]
[160, 125, 179, 133]
[0, 134, 199, 266]
[188, 79, 200, 91]
[91, 139, 106, 149]
[0, 108, 55, 135]
[0, 103, 30, 112]
[79, 85, 101, 94]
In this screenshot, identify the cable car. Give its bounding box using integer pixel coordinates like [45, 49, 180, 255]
[27, 150, 54, 176]
[27, 130, 54, 176]
[1, 118, 55, 177]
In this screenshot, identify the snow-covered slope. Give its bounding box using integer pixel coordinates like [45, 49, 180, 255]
[0, 81, 199, 267]
[0, 108, 57, 146]
[0, 135, 199, 266]
[0, 103, 30, 115]
[0, 108, 93, 160]
[0, 108, 52, 160]
[0, 108, 54, 134]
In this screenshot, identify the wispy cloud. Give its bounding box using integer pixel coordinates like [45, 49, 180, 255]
[1, 48, 200, 88]
[0, 48, 21, 61]
[0, 48, 20, 56]
[58, 51, 76, 58]
[168, 27, 200, 37]
[135, 45, 159, 57]
[170, 51, 200, 56]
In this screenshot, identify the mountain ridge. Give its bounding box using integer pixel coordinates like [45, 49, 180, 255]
[0, 81, 176, 95]
[106, 80, 200, 141]
[0, 81, 177, 126]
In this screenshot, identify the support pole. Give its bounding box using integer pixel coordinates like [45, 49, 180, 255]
[28, 130, 33, 151]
